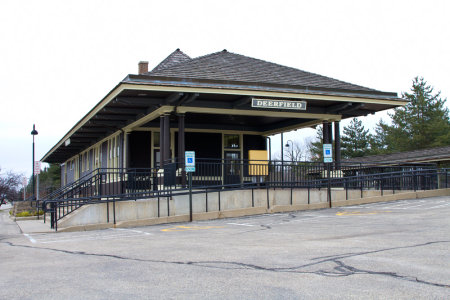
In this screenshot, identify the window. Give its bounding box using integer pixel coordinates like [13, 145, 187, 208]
[86, 151, 90, 171]
[224, 134, 240, 149]
[154, 132, 160, 147]
[107, 136, 119, 169]
[94, 146, 100, 169]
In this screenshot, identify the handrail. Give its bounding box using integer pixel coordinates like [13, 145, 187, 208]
[41, 161, 448, 231]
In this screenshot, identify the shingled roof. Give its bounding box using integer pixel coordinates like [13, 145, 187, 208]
[344, 146, 450, 165]
[152, 49, 191, 72]
[144, 49, 383, 94]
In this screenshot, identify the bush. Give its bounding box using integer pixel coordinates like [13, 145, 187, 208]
[15, 210, 44, 217]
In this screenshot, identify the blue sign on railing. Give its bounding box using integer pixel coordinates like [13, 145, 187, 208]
[323, 144, 333, 163]
[185, 151, 195, 172]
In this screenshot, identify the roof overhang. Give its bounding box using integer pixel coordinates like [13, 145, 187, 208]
[42, 78, 406, 164]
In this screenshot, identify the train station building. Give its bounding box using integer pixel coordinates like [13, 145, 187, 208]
[42, 49, 406, 186]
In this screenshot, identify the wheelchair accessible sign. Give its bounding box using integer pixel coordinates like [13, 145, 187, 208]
[185, 151, 196, 172]
[323, 144, 333, 163]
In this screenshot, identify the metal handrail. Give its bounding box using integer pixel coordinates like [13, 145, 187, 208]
[41, 161, 448, 231]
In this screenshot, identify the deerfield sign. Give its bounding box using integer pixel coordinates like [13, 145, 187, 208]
[251, 98, 307, 110]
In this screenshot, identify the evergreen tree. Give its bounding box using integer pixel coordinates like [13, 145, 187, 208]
[341, 118, 374, 158]
[25, 163, 61, 198]
[374, 77, 450, 152]
[307, 125, 323, 161]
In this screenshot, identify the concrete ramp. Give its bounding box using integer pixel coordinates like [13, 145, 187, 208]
[56, 188, 450, 232]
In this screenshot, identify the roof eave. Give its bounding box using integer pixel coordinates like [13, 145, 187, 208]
[125, 74, 400, 100]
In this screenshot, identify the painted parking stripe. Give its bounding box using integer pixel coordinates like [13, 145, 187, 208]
[38, 233, 146, 244]
[111, 228, 153, 235]
[427, 203, 450, 209]
[31, 231, 134, 242]
[23, 233, 37, 244]
[227, 223, 255, 227]
[24, 230, 152, 244]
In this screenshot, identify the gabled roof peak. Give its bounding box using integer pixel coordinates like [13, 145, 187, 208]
[151, 48, 191, 72]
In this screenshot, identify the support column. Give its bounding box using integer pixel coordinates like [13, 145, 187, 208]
[322, 121, 330, 144]
[163, 113, 170, 165]
[124, 132, 130, 169]
[328, 122, 333, 145]
[160, 115, 165, 168]
[334, 121, 341, 169]
[178, 114, 186, 187]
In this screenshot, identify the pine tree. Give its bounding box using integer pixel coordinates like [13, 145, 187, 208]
[307, 125, 323, 161]
[374, 77, 450, 152]
[341, 118, 374, 158]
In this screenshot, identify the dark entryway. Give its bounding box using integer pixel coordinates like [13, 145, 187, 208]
[224, 151, 241, 184]
[128, 131, 151, 168]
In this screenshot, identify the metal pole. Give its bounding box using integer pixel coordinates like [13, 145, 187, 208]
[281, 133, 284, 183]
[189, 172, 192, 222]
[327, 163, 331, 208]
[36, 174, 39, 220]
[32, 135, 35, 201]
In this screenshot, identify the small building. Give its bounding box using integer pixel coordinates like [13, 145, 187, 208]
[344, 146, 450, 168]
[41, 49, 406, 186]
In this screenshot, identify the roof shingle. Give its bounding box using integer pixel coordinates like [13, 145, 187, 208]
[146, 49, 381, 93]
[151, 48, 191, 72]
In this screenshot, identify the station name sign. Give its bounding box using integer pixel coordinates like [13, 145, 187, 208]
[251, 98, 307, 110]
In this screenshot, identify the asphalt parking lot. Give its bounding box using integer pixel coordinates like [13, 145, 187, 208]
[1, 196, 449, 299]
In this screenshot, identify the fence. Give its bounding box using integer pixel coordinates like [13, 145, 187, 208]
[40, 159, 450, 231]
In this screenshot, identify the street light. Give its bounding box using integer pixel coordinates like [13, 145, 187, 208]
[285, 140, 294, 161]
[31, 124, 38, 201]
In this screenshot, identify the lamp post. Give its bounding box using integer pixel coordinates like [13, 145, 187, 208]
[285, 140, 294, 161]
[31, 124, 38, 201]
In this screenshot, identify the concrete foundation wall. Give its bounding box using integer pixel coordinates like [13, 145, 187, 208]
[58, 187, 450, 231]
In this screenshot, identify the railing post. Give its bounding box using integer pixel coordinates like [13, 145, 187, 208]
[290, 186, 293, 206]
[446, 169, 448, 189]
[380, 176, 383, 196]
[157, 193, 160, 218]
[205, 188, 208, 213]
[392, 172, 395, 194]
[251, 188, 254, 207]
[345, 177, 348, 200]
[326, 163, 331, 207]
[360, 173, 363, 199]
[113, 199, 116, 225]
[308, 185, 310, 204]
[189, 172, 193, 222]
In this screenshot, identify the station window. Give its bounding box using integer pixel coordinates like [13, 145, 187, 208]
[154, 132, 160, 147]
[224, 134, 240, 149]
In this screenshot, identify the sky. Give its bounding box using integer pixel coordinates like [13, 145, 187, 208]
[0, 0, 449, 177]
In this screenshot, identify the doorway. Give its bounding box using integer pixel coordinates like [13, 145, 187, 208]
[224, 151, 241, 185]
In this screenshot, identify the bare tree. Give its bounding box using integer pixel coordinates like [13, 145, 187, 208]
[284, 141, 306, 162]
[0, 167, 22, 201]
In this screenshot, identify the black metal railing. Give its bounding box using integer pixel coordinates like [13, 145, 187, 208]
[40, 159, 449, 231]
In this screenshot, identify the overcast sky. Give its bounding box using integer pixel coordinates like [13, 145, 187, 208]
[1, 0, 449, 177]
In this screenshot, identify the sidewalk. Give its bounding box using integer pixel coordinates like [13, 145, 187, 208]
[15, 218, 55, 234]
